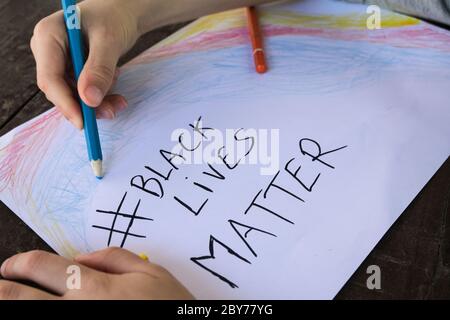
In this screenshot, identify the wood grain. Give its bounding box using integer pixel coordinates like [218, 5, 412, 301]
[0, 0, 59, 129]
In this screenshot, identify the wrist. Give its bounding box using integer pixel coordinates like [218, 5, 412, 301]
[126, 0, 173, 36]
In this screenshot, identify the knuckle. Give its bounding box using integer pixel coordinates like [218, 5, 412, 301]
[91, 22, 123, 46]
[36, 75, 48, 92]
[0, 282, 18, 300]
[33, 18, 52, 38]
[32, 14, 66, 47]
[95, 26, 115, 42]
[91, 64, 115, 84]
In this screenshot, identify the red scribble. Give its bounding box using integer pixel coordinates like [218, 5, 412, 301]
[125, 23, 450, 68]
[0, 109, 63, 194]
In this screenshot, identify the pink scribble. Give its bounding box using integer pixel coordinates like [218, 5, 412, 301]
[0, 109, 62, 194]
[125, 23, 450, 68]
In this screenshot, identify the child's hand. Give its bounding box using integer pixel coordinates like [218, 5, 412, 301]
[30, 0, 148, 129]
[0, 248, 194, 300]
[31, 0, 273, 129]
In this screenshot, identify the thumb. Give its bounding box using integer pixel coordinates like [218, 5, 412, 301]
[75, 247, 155, 275]
[78, 40, 119, 107]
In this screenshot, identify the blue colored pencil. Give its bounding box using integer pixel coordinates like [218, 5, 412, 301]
[61, 0, 103, 179]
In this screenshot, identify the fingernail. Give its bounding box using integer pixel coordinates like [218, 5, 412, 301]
[72, 119, 83, 131]
[85, 86, 104, 106]
[97, 108, 115, 120]
[115, 97, 128, 112]
[66, 115, 83, 130]
[1, 258, 9, 275]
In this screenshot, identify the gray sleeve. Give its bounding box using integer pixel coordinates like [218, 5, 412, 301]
[340, 0, 450, 26]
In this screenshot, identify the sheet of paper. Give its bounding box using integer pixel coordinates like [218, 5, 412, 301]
[1, 0, 449, 299]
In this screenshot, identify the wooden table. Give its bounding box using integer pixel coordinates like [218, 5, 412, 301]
[0, 0, 449, 299]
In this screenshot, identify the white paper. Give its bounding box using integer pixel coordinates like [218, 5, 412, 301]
[0, 0, 449, 299]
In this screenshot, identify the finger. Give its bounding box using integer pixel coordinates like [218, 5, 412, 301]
[75, 247, 163, 276]
[64, 71, 77, 90]
[0, 250, 97, 295]
[31, 13, 83, 130]
[0, 280, 57, 300]
[78, 34, 121, 107]
[96, 94, 128, 120]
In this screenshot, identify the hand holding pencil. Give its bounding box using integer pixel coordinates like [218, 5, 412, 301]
[30, 0, 272, 132]
[61, 0, 104, 178]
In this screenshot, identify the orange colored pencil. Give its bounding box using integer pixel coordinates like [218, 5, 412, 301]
[246, 6, 267, 74]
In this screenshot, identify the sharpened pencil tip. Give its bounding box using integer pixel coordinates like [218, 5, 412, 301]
[91, 160, 103, 179]
[256, 64, 267, 74]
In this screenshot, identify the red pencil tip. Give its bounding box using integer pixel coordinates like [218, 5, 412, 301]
[256, 64, 267, 74]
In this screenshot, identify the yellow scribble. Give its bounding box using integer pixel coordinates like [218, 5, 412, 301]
[153, 9, 247, 48]
[265, 10, 419, 29]
[25, 194, 79, 258]
[155, 8, 420, 47]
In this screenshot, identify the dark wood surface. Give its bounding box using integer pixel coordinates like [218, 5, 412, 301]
[0, 0, 449, 299]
